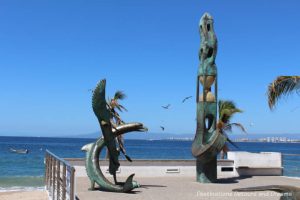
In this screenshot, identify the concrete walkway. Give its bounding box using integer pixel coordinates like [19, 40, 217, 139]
[75, 176, 300, 200]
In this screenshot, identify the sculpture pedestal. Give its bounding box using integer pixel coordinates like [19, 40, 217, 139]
[196, 156, 217, 183]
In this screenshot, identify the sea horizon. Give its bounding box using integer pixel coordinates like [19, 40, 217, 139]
[1, 132, 300, 140]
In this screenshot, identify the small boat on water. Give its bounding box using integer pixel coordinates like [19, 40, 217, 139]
[9, 148, 29, 154]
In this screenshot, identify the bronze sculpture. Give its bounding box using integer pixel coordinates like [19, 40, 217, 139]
[82, 79, 147, 192]
[192, 13, 227, 183]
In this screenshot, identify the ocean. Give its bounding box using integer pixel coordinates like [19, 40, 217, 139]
[0, 136, 299, 191]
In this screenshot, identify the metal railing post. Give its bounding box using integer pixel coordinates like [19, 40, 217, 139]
[62, 164, 66, 200]
[56, 160, 60, 199]
[45, 150, 76, 200]
[52, 158, 56, 199]
[70, 167, 75, 200]
[49, 156, 53, 196]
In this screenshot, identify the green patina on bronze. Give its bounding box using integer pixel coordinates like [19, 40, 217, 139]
[192, 13, 227, 183]
[82, 79, 147, 192]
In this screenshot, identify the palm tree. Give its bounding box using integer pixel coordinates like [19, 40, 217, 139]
[267, 76, 300, 110]
[106, 91, 132, 161]
[108, 91, 128, 121]
[217, 100, 246, 159]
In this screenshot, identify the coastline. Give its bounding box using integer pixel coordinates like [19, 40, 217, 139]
[0, 137, 299, 199]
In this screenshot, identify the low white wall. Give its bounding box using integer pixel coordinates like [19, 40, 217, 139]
[76, 165, 237, 178]
[75, 166, 196, 178]
[227, 151, 283, 176]
[228, 151, 282, 168]
[75, 152, 283, 179]
[217, 159, 236, 178]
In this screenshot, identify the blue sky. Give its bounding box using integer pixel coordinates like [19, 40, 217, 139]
[0, 0, 299, 137]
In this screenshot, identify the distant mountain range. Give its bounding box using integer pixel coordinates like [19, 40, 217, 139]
[73, 131, 194, 140]
[1, 130, 300, 140]
[72, 131, 300, 140]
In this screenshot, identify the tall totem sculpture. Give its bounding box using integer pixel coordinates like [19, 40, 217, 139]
[192, 13, 227, 183]
[82, 79, 147, 192]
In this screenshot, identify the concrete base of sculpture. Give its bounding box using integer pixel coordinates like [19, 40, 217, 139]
[196, 157, 217, 183]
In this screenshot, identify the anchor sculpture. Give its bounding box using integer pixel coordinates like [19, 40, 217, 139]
[82, 79, 147, 192]
[191, 13, 227, 183]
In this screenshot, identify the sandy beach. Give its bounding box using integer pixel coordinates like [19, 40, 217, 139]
[0, 190, 48, 200]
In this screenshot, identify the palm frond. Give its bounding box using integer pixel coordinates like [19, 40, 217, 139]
[219, 100, 243, 123]
[218, 100, 245, 154]
[221, 108, 242, 121]
[222, 124, 232, 132]
[219, 100, 236, 110]
[117, 104, 128, 112]
[114, 103, 128, 112]
[223, 123, 247, 133]
[114, 90, 127, 100]
[227, 138, 239, 149]
[267, 76, 300, 110]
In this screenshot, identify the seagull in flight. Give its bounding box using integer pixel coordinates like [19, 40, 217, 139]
[182, 96, 192, 103]
[162, 104, 171, 109]
[160, 126, 165, 131]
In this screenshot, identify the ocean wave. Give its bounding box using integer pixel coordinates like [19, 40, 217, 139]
[283, 176, 300, 180]
[0, 186, 45, 192]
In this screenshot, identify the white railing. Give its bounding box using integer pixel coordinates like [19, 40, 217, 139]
[45, 150, 76, 200]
